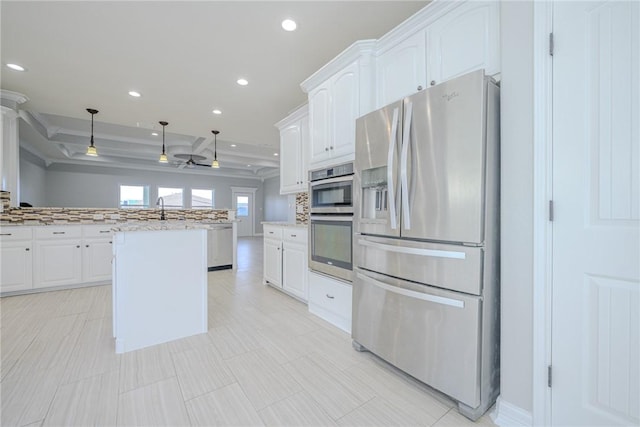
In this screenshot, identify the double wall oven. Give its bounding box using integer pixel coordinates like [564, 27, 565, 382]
[308, 162, 354, 282]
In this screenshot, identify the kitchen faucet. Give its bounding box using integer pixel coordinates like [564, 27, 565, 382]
[156, 197, 166, 220]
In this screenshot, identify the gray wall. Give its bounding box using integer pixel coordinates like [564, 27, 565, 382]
[263, 175, 290, 222]
[500, 1, 534, 414]
[20, 159, 266, 234]
[19, 149, 47, 206]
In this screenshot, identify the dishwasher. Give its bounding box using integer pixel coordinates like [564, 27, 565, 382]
[207, 225, 233, 270]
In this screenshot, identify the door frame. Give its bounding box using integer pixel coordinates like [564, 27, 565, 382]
[231, 186, 257, 237]
[532, 1, 553, 425]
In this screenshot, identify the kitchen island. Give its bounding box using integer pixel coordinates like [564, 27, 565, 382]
[112, 223, 208, 353]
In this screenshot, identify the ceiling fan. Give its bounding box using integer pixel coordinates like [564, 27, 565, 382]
[173, 153, 210, 168]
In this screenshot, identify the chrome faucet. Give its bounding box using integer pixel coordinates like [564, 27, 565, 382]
[156, 197, 166, 220]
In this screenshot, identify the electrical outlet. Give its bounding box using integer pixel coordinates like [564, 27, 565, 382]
[296, 205, 304, 214]
[93, 214, 105, 220]
[110, 214, 121, 220]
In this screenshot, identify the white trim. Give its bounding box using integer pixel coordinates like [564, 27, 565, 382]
[491, 396, 533, 427]
[532, 1, 554, 426]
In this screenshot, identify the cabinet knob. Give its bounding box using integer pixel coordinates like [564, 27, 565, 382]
[417, 85, 423, 91]
[325, 148, 329, 151]
[25, 248, 30, 251]
[76, 245, 81, 248]
[330, 146, 334, 150]
[86, 245, 90, 248]
[109, 241, 112, 244]
[326, 294, 335, 299]
[430, 80, 436, 86]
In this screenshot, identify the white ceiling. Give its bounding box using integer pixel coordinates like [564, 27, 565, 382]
[1, 1, 428, 178]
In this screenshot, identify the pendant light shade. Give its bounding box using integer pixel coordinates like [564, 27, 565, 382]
[159, 121, 169, 163]
[86, 108, 99, 156]
[211, 130, 220, 168]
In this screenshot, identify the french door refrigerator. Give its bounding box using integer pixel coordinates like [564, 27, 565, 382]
[352, 69, 500, 420]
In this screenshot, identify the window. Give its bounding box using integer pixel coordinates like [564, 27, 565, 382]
[119, 185, 149, 208]
[158, 187, 184, 209]
[236, 195, 249, 217]
[191, 189, 214, 209]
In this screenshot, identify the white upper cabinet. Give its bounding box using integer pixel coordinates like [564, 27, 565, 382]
[425, 1, 500, 87]
[302, 40, 375, 169]
[276, 104, 309, 195]
[376, 30, 427, 107]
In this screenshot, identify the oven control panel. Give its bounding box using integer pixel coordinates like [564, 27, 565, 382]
[310, 162, 354, 182]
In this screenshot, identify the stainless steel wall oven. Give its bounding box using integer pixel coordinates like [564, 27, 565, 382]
[308, 163, 354, 282]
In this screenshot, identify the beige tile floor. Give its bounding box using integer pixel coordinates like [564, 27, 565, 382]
[1, 237, 496, 427]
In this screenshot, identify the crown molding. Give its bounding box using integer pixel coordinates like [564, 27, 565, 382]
[0, 89, 29, 106]
[300, 39, 377, 93]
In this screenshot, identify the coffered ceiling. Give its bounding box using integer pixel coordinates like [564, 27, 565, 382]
[1, 1, 428, 179]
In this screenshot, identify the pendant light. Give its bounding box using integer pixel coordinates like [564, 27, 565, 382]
[211, 130, 220, 168]
[158, 121, 169, 163]
[86, 108, 99, 156]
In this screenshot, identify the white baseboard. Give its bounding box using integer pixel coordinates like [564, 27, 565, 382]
[491, 396, 533, 427]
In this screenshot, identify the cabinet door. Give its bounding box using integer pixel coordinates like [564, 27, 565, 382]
[331, 61, 359, 159]
[280, 123, 304, 194]
[426, 1, 500, 86]
[0, 242, 33, 292]
[263, 238, 282, 287]
[82, 238, 112, 283]
[282, 241, 308, 301]
[34, 240, 82, 288]
[376, 30, 427, 107]
[308, 85, 331, 165]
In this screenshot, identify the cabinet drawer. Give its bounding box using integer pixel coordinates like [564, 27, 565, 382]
[308, 271, 352, 332]
[35, 226, 82, 239]
[282, 227, 307, 244]
[264, 225, 283, 240]
[82, 225, 114, 238]
[0, 227, 33, 241]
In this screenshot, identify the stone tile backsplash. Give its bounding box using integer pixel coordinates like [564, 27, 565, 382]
[0, 205, 229, 225]
[295, 192, 309, 224]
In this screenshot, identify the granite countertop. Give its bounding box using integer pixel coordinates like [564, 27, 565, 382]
[261, 221, 308, 228]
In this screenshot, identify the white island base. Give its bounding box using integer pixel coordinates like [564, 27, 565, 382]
[113, 228, 207, 353]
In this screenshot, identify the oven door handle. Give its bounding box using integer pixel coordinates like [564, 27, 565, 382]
[309, 175, 353, 187]
[310, 215, 354, 222]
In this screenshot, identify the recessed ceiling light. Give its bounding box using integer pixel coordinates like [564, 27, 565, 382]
[274, 153, 279, 156]
[6, 63, 26, 71]
[128, 91, 141, 97]
[212, 109, 222, 115]
[237, 78, 248, 86]
[151, 132, 158, 136]
[282, 19, 297, 31]
[230, 144, 237, 147]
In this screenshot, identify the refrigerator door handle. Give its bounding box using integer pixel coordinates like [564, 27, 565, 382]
[387, 107, 400, 229]
[400, 101, 413, 229]
[356, 271, 465, 308]
[358, 238, 466, 260]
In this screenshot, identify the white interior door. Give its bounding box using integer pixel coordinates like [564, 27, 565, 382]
[552, 1, 639, 425]
[232, 189, 255, 237]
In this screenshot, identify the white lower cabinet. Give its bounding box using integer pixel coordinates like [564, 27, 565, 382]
[263, 237, 282, 287]
[263, 224, 308, 302]
[82, 224, 114, 283]
[0, 227, 33, 293]
[34, 226, 83, 289]
[308, 271, 352, 333]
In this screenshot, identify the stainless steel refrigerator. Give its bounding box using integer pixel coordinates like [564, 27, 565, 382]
[352, 69, 500, 420]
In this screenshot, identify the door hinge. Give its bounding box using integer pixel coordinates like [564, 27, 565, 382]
[549, 200, 554, 221]
[549, 32, 554, 56]
[548, 365, 552, 387]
